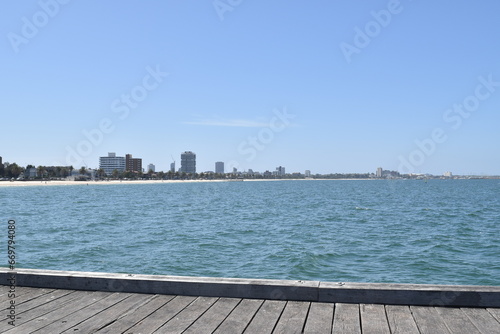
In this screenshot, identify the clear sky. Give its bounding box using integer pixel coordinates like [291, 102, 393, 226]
[2, 0, 500, 175]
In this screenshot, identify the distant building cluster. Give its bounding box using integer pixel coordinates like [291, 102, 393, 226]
[374, 167, 401, 179]
[95, 150, 304, 179]
[4, 152, 482, 182]
[99, 152, 143, 175]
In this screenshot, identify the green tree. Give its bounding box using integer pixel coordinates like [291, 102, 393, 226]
[60, 168, 69, 178]
[5, 163, 23, 179]
[96, 168, 106, 179]
[54, 166, 62, 178]
[79, 166, 87, 176]
[37, 166, 46, 179]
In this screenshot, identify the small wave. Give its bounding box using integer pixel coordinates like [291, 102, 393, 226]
[355, 207, 372, 210]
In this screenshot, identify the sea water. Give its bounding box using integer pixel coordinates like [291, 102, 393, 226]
[1, 179, 499, 285]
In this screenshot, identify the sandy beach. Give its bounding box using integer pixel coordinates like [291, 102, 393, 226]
[0, 179, 232, 187]
[0, 178, 374, 187]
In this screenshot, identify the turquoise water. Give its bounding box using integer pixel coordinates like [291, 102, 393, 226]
[1, 179, 499, 285]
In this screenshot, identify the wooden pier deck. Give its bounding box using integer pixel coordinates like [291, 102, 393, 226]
[2, 285, 500, 333]
[1, 269, 500, 333]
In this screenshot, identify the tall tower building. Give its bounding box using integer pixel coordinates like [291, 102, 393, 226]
[376, 167, 383, 178]
[215, 161, 224, 174]
[180, 151, 196, 174]
[170, 162, 176, 173]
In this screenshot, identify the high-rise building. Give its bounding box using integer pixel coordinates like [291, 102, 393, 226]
[147, 164, 155, 173]
[170, 162, 175, 173]
[276, 166, 286, 176]
[99, 153, 125, 175]
[126, 154, 142, 172]
[305, 170, 311, 177]
[376, 167, 383, 178]
[180, 151, 196, 174]
[215, 161, 224, 174]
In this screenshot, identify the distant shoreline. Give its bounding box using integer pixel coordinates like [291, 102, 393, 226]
[0, 179, 226, 187]
[0, 178, 376, 187]
[0, 177, 496, 187]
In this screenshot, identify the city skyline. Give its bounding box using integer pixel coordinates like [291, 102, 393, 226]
[2, 146, 497, 176]
[2, 2, 500, 175]
[4, 151, 494, 178]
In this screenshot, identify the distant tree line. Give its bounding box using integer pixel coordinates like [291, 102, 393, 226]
[0, 163, 23, 179]
[0, 163, 75, 180]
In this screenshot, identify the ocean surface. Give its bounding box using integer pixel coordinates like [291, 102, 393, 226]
[1, 179, 499, 286]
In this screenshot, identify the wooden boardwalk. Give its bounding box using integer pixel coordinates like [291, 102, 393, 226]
[2, 285, 500, 333]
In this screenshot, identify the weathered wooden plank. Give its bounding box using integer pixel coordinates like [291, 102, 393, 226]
[125, 295, 197, 333]
[61, 293, 153, 333]
[184, 297, 240, 333]
[5, 291, 116, 334]
[213, 299, 264, 334]
[29, 292, 131, 333]
[0, 287, 55, 311]
[273, 301, 311, 334]
[303, 302, 334, 334]
[157, 296, 219, 333]
[0, 290, 83, 332]
[385, 305, 420, 334]
[10, 288, 74, 315]
[360, 304, 391, 334]
[435, 307, 481, 334]
[243, 300, 286, 334]
[0, 284, 10, 295]
[332, 303, 361, 334]
[95, 294, 175, 333]
[461, 307, 500, 333]
[410, 306, 451, 334]
[487, 308, 500, 323]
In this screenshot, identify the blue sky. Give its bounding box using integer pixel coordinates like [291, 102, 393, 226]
[1, 0, 500, 175]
